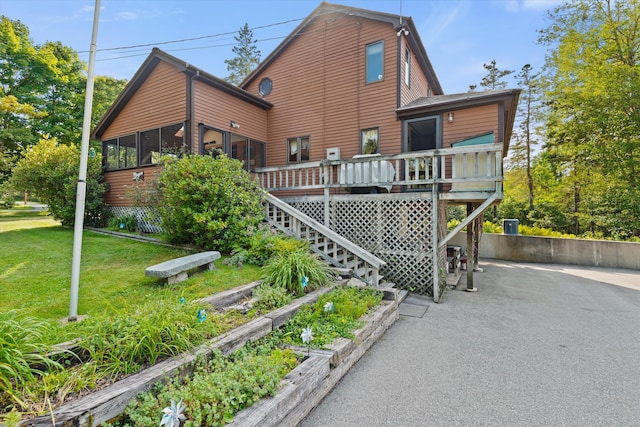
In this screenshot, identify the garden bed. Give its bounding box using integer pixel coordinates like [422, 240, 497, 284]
[19, 282, 399, 426]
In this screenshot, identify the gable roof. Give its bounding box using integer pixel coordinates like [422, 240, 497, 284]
[92, 48, 272, 140]
[241, 1, 443, 95]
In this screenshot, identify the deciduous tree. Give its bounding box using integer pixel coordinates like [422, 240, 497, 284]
[539, 0, 640, 238]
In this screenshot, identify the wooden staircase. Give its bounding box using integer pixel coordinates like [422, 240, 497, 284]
[264, 193, 386, 287]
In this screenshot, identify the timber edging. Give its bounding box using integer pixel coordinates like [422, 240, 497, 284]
[20, 284, 399, 427]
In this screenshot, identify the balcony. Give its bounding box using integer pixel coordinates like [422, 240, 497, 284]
[255, 143, 504, 203]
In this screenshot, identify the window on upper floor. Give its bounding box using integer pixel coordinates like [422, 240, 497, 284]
[287, 136, 310, 163]
[361, 128, 379, 154]
[404, 48, 411, 87]
[366, 41, 384, 84]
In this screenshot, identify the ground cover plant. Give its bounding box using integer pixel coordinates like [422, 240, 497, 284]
[107, 285, 384, 426]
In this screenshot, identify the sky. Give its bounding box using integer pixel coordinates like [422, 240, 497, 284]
[0, 0, 561, 94]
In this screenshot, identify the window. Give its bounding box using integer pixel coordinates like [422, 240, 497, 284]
[103, 122, 186, 169]
[140, 123, 185, 165]
[366, 41, 384, 84]
[361, 128, 379, 154]
[230, 133, 265, 171]
[201, 127, 224, 155]
[259, 78, 272, 96]
[287, 136, 310, 163]
[103, 134, 137, 170]
[404, 48, 411, 86]
[140, 128, 160, 165]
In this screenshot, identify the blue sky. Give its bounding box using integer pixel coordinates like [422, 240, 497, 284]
[0, 0, 560, 94]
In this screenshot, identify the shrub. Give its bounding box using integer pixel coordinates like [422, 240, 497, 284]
[157, 155, 265, 252]
[225, 228, 309, 268]
[108, 215, 138, 233]
[261, 249, 335, 296]
[9, 138, 108, 226]
[252, 283, 292, 312]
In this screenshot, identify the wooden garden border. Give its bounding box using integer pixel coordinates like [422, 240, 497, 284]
[21, 283, 399, 427]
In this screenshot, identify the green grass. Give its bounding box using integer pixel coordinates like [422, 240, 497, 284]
[0, 211, 261, 323]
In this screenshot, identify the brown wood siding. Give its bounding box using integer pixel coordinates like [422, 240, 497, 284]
[102, 61, 186, 140]
[103, 166, 162, 207]
[245, 13, 403, 165]
[400, 38, 430, 106]
[441, 103, 499, 179]
[193, 80, 268, 149]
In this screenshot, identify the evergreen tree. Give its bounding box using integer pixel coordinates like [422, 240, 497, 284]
[510, 64, 541, 210]
[224, 23, 261, 86]
[479, 59, 513, 90]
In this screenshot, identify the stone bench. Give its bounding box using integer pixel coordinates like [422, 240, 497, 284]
[145, 251, 221, 284]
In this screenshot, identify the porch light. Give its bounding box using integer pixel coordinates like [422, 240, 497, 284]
[448, 112, 454, 123]
[230, 121, 240, 129]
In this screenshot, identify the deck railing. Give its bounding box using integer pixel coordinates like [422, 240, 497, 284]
[256, 144, 503, 194]
[264, 193, 386, 286]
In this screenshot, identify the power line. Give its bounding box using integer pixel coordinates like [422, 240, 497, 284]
[77, 17, 304, 54]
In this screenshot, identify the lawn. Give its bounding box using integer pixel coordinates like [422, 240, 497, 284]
[0, 210, 261, 324]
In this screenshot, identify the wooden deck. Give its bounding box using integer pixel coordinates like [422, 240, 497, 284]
[255, 144, 504, 203]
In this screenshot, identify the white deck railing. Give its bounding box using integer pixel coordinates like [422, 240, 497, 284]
[264, 193, 386, 286]
[255, 144, 503, 193]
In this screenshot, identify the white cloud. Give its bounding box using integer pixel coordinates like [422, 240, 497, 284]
[117, 11, 139, 21]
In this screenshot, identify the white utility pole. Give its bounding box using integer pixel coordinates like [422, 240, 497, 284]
[69, 0, 100, 321]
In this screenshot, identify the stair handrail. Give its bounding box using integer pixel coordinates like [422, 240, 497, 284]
[264, 192, 386, 278]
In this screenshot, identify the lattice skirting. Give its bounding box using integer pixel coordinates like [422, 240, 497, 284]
[283, 194, 437, 295]
[109, 206, 163, 233]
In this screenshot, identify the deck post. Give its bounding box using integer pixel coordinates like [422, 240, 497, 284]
[432, 158, 441, 302]
[323, 165, 330, 227]
[466, 203, 477, 292]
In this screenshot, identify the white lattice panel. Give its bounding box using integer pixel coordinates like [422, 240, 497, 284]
[109, 207, 162, 233]
[281, 194, 437, 295]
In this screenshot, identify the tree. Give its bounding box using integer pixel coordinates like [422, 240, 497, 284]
[0, 16, 50, 151]
[479, 59, 514, 90]
[510, 64, 541, 210]
[539, 0, 640, 238]
[10, 137, 108, 226]
[224, 23, 261, 86]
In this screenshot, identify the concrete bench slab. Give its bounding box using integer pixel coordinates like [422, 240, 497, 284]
[145, 251, 221, 284]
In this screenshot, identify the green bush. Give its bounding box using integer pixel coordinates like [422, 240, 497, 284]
[107, 215, 137, 232]
[225, 228, 309, 268]
[261, 249, 334, 296]
[252, 283, 292, 312]
[9, 138, 108, 226]
[157, 155, 265, 252]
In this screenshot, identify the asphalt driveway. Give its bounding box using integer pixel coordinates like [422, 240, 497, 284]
[300, 260, 640, 426]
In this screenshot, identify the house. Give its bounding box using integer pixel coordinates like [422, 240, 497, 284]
[92, 2, 520, 301]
